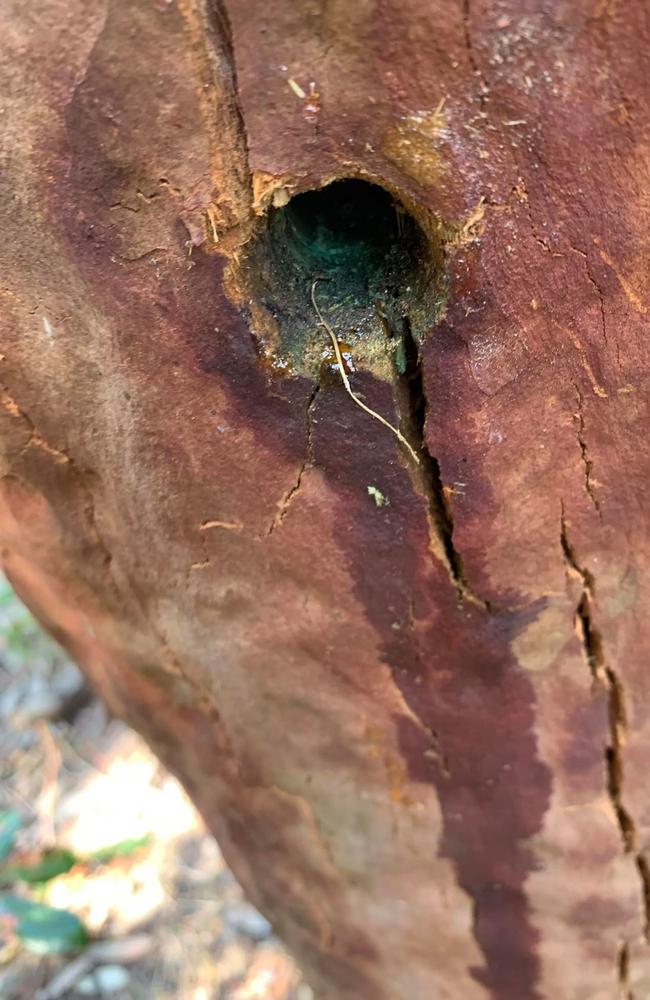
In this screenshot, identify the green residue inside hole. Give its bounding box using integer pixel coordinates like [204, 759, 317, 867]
[283, 181, 400, 273]
[241, 178, 445, 376]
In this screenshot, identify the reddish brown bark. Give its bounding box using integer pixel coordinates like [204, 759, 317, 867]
[2, 1, 650, 997]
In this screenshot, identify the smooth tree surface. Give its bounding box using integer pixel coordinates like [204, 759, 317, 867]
[2, 1, 650, 997]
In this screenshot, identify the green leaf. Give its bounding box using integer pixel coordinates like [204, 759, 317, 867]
[0, 811, 22, 864]
[0, 893, 33, 919]
[0, 848, 77, 886]
[88, 835, 150, 863]
[0, 894, 88, 954]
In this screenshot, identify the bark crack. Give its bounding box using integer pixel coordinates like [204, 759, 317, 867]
[571, 382, 602, 517]
[393, 318, 489, 610]
[114, 248, 168, 265]
[636, 853, 650, 940]
[560, 507, 650, 949]
[0, 386, 114, 576]
[191, 518, 244, 571]
[570, 244, 608, 347]
[618, 941, 632, 1000]
[521, 182, 564, 257]
[267, 384, 320, 535]
[1, 386, 71, 466]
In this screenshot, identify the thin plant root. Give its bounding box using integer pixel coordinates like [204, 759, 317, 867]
[311, 281, 421, 465]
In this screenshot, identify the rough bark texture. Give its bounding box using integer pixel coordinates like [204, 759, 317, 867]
[2, 1, 650, 997]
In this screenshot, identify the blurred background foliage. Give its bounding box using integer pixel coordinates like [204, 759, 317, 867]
[0, 575, 307, 1000]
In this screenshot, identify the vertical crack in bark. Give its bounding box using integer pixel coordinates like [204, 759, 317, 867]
[618, 941, 633, 1000]
[570, 244, 608, 347]
[267, 383, 320, 535]
[392, 318, 489, 610]
[561, 507, 650, 951]
[636, 854, 650, 940]
[571, 383, 602, 517]
[516, 178, 565, 258]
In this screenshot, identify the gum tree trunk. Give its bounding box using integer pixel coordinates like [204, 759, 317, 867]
[2, 1, 650, 997]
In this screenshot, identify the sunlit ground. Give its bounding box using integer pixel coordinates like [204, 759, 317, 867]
[0, 577, 309, 1000]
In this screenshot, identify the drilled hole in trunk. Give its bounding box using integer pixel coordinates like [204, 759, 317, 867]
[236, 178, 445, 377]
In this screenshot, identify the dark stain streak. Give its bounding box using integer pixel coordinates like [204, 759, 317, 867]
[199, 258, 552, 998]
[294, 332, 551, 998]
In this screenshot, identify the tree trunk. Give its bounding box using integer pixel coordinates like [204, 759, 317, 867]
[2, 1, 649, 996]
